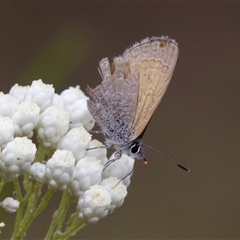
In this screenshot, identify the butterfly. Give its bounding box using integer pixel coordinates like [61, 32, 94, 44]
[87, 36, 189, 171]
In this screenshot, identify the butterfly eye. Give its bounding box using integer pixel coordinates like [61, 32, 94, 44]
[130, 142, 141, 154]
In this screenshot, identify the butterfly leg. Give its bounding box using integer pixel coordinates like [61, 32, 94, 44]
[103, 150, 122, 171]
[86, 129, 102, 134]
[112, 164, 135, 189]
[86, 145, 106, 151]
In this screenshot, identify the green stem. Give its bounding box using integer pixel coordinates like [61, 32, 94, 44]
[54, 221, 86, 240]
[56, 191, 72, 232]
[65, 212, 78, 230]
[13, 179, 23, 201]
[23, 172, 31, 192]
[33, 188, 54, 217]
[35, 142, 46, 162]
[44, 190, 71, 240]
[54, 211, 86, 240]
[0, 180, 6, 194]
[15, 185, 53, 239]
[11, 180, 34, 240]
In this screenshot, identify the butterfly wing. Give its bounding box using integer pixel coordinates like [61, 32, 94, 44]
[87, 57, 139, 146]
[122, 36, 179, 140]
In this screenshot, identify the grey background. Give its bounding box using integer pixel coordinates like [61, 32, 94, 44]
[1, 2, 240, 239]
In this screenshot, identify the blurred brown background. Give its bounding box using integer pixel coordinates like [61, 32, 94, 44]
[1, 2, 240, 239]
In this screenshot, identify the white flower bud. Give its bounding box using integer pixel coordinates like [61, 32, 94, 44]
[60, 86, 86, 104]
[60, 86, 94, 130]
[24, 79, 54, 112]
[45, 149, 75, 191]
[0, 116, 14, 148]
[52, 93, 65, 108]
[69, 156, 103, 198]
[102, 153, 135, 187]
[0, 222, 5, 233]
[0, 197, 20, 213]
[101, 177, 127, 213]
[28, 162, 46, 183]
[77, 185, 111, 223]
[12, 101, 40, 138]
[9, 84, 29, 102]
[0, 137, 37, 180]
[0, 92, 19, 117]
[57, 126, 91, 161]
[85, 139, 107, 166]
[0, 222, 5, 227]
[37, 106, 69, 148]
[67, 98, 95, 130]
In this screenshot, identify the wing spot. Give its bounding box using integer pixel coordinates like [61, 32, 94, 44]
[160, 40, 167, 48]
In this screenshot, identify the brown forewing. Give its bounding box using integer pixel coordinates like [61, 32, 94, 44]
[122, 37, 179, 140]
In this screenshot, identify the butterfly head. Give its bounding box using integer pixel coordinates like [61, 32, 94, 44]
[128, 139, 144, 159]
[105, 136, 146, 162]
[127, 138, 146, 162]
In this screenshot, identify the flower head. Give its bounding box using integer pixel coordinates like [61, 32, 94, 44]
[0, 137, 37, 180]
[0, 80, 135, 229]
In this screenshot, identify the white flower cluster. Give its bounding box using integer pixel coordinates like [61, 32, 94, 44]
[0, 79, 135, 223]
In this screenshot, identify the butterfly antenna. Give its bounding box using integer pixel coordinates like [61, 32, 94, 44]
[144, 144, 190, 172]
